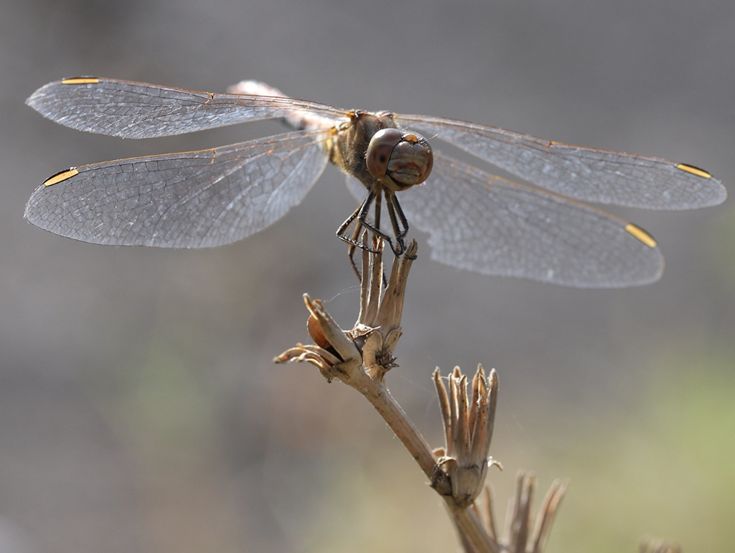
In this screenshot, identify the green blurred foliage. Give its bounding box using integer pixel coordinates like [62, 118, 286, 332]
[553, 351, 735, 553]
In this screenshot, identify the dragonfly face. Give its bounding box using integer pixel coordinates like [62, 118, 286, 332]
[24, 77, 727, 288]
[366, 128, 433, 190]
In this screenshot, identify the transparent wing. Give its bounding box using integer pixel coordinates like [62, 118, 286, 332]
[25, 130, 329, 248]
[396, 114, 726, 210]
[346, 152, 665, 288]
[26, 77, 346, 139]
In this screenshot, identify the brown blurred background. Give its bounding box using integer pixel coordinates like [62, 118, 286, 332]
[1, 1, 734, 552]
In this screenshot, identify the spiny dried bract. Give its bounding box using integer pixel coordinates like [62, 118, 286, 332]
[433, 365, 500, 507]
[474, 473, 566, 553]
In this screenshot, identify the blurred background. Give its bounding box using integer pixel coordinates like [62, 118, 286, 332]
[1, 0, 734, 552]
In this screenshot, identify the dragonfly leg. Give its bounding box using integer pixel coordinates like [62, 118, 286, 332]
[337, 192, 380, 278]
[337, 191, 372, 248]
[389, 192, 410, 240]
[346, 218, 365, 279]
[358, 188, 404, 256]
[373, 188, 382, 234]
[337, 186, 407, 279]
[385, 191, 408, 256]
[354, 190, 397, 252]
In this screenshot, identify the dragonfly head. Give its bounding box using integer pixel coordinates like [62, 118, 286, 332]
[366, 128, 433, 191]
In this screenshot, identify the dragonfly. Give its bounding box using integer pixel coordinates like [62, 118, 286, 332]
[25, 77, 726, 288]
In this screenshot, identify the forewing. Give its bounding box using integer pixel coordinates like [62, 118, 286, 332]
[27, 77, 345, 138]
[396, 114, 726, 210]
[25, 131, 329, 248]
[393, 151, 664, 288]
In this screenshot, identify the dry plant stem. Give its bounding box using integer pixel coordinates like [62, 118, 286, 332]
[450, 506, 500, 553]
[358, 375, 497, 553]
[356, 375, 444, 487]
[276, 233, 680, 553]
[276, 240, 498, 553]
[346, 369, 496, 553]
[279, 242, 570, 553]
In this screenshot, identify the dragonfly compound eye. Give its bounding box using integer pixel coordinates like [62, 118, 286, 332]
[366, 128, 433, 189]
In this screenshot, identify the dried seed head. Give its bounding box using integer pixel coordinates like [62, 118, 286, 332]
[433, 364, 500, 507]
[474, 473, 567, 553]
